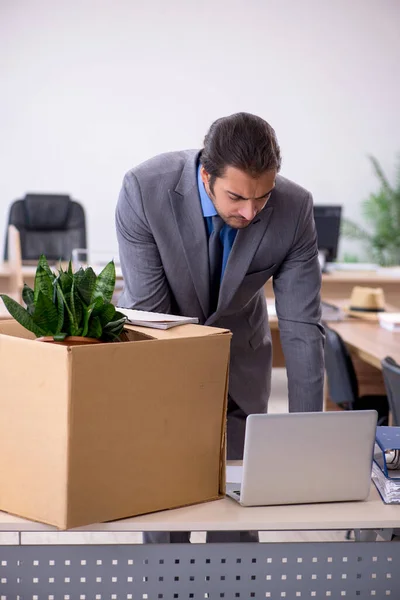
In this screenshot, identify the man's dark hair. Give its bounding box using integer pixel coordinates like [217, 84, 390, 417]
[201, 112, 281, 193]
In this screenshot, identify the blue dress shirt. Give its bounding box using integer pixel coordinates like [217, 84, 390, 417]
[197, 165, 237, 280]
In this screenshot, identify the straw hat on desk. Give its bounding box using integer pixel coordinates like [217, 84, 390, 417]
[344, 286, 386, 321]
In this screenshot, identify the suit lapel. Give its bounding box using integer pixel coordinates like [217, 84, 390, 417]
[213, 206, 274, 317]
[169, 154, 210, 319]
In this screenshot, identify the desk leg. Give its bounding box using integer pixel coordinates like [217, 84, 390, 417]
[354, 529, 379, 542]
[2, 535, 400, 597]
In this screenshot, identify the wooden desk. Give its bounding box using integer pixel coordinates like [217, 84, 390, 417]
[0, 295, 19, 320]
[327, 320, 400, 371]
[0, 264, 35, 294]
[0, 480, 398, 533]
[1, 476, 400, 597]
[265, 270, 400, 309]
[0, 298, 11, 319]
[268, 298, 400, 368]
[1, 265, 399, 303]
[265, 269, 400, 366]
[323, 319, 400, 411]
[268, 300, 400, 412]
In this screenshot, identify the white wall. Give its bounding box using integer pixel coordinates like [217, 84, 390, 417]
[1, 0, 399, 260]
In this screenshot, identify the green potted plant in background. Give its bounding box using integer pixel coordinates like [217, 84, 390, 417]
[341, 155, 400, 266]
[0, 255, 126, 344]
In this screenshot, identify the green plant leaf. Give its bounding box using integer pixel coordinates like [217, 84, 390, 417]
[341, 253, 359, 263]
[81, 298, 102, 337]
[112, 310, 126, 322]
[395, 153, 400, 194]
[37, 254, 54, 279]
[58, 288, 72, 335]
[362, 192, 397, 238]
[101, 331, 120, 342]
[103, 320, 125, 333]
[22, 284, 35, 315]
[55, 282, 76, 335]
[53, 333, 67, 341]
[91, 261, 116, 304]
[55, 285, 64, 334]
[103, 312, 126, 328]
[70, 279, 83, 335]
[73, 267, 85, 287]
[94, 302, 116, 326]
[34, 265, 54, 303]
[341, 219, 372, 242]
[81, 307, 90, 337]
[90, 296, 104, 313]
[341, 155, 400, 266]
[0, 294, 45, 337]
[58, 270, 73, 295]
[32, 291, 59, 335]
[3, 254, 122, 340]
[87, 315, 102, 339]
[368, 155, 393, 195]
[76, 267, 97, 305]
[101, 314, 126, 341]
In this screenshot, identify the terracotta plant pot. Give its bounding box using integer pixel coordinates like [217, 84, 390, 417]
[36, 336, 102, 346]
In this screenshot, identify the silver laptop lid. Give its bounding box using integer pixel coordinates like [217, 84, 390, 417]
[240, 411, 377, 506]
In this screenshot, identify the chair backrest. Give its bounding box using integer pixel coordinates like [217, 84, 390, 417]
[324, 326, 359, 408]
[4, 194, 86, 262]
[7, 225, 23, 301]
[381, 357, 400, 426]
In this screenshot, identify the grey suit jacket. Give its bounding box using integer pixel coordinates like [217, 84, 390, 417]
[116, 150, 324, 415]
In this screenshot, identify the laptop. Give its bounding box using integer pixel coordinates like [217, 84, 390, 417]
[226, 411, 377, 506]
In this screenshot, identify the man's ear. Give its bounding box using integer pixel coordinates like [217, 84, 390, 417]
[200, 166, 210, 186]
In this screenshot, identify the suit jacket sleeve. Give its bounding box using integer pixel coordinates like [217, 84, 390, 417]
[272, 192, 325, 412]
[115, 172, 172, 312]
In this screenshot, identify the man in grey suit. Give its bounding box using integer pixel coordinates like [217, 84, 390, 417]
[116, 112, 325, 543]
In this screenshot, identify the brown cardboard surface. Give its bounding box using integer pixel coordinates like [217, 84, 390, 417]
[0, 334, 69, 528]
[0, 321, 231, 529]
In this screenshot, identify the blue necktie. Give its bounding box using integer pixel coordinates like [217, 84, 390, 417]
[208, 215, 224, 314]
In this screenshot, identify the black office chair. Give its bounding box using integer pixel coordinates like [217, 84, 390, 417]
[4, 194, 86, 262]
[324, 326, 389, 425]
[381, 357, 400, 426]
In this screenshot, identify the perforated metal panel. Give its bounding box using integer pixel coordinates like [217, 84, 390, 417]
[1, 541, 400, 599]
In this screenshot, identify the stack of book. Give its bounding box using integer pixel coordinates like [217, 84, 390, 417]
[117, 308, 199, 330]
[372, 427, 400, 504]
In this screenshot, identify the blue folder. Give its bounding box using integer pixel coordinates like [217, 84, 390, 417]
[374, 426, 400, 481]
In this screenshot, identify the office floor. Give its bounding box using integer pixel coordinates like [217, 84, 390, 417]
[2, 370, 352, 545]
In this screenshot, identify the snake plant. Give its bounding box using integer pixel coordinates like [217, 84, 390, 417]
[341, 155, 400, 266]
[0, 255, 126, 341]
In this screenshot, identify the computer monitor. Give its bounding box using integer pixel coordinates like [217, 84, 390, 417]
[313, 205, 342, 266]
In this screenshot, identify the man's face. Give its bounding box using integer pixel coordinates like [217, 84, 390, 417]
[200, 166, 276, 229]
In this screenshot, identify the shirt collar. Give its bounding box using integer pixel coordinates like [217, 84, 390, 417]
[197, 164, 217, 217]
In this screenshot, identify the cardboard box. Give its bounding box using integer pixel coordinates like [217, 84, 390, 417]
[0, 320, 231, 529]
